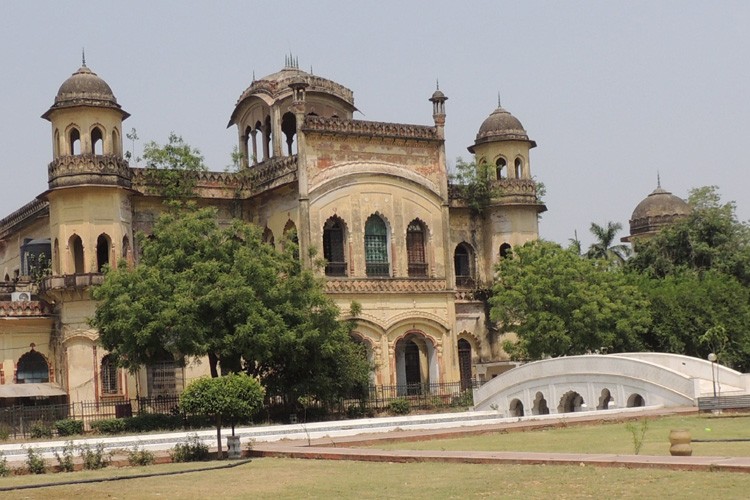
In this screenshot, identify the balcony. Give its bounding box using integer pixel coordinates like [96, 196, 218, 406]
[325, 262, 348, 277]
[48, 154, 132, 189]
[365, 263, 390, 278]
[41, 273, 104, 292]
[407, 263, 428, 277]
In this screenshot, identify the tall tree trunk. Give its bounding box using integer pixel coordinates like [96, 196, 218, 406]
[208, 352, 219, 378]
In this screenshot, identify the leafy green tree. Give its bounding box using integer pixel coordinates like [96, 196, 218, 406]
[451, 158, 500, 217]
[143, 133, 207, 199]
[490, 240, 650, 360]
[586, 221, 631, 264]
[637, 269, 750, 370]
[179, 373, 264, 457]
[628, 186, 750, 286]
[91, 207, 370, 406]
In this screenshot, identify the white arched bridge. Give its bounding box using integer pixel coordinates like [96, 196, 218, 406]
[473, 353, 750, 416]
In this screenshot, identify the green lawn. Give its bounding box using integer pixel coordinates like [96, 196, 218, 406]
[2, 458, 750, 499]
[372, 414, 750, 456]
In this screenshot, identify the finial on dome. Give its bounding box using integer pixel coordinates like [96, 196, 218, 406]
[497, 92, 502, 108]
[436, 79, 440, 91]
[310, 65, 314, 75]
[82, 48, 86, 67]
[657, 171, 661, 188]
[252, 70, 256, 81]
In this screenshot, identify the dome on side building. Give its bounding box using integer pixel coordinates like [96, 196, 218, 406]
[42, 65, 128, 119]
[624, 186, 691, 241]
[468, 106, 536, 153]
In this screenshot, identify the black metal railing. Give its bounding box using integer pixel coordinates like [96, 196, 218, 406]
[455, 275, 475, 288]
[407, 263, 428, 277]
[324, 262, 348, 277]
[365, 262, 390, 277]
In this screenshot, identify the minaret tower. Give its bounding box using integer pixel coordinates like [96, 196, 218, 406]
[41, 57, 133, 278]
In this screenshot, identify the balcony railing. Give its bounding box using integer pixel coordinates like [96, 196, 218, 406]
[324, 262, 348, 277]
[407, 262, 428, 277]
[41, 273, 104, 292]
[455, 275, 475, 289]
[365, 262, 390, 277]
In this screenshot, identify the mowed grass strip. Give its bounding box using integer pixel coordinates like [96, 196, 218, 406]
[371, 414, 750, 456]
[2, 458, 750, 499]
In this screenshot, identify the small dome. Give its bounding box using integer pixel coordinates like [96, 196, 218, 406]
[628, 186, 691, 238]
[430, 89, 446, 101]
[42, 65, 128, 120]
[469, 106, 535, 152]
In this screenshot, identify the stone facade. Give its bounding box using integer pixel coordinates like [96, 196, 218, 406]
[0, 60, 546, 406]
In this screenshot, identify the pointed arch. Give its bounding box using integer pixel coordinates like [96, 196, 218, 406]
[406, 219, 428, 277]
[91, 126, 104, 155]
[69, 234, 84, 274]
[101, 354, 119, 394]
[122, 235, 130, 263]
[454, 242, 475, 288]
[96, 233, 112, 272]
[283, 220, 298, 259]
[69, 127, 81, 155]
[111, 127, 120, 156]
[262, 227, 275, 248]
[365, 214, 389, 277]
[458, 338, 473, 390]
[496, 157, 507, 180]
[394, 331, 438, 394]
[514, 157, 523, 179]
[281, 112, 297, 155]
[323, 215, 347, 276]
[16, 349, 50, 384]
[499, 242, 512, 259]
[54, 129, 61, 157]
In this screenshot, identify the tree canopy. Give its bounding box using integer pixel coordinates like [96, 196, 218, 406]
[586, 221, 631, 264]
[490, 240, 650, 360]
[91, 207, 370, 405]
[179, 373, 264, 455]
[143, 133, 207, 199]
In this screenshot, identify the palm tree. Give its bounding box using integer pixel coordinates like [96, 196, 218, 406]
[586, 221, 631, 264]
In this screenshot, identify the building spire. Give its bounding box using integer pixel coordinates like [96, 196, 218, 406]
[436, 78, 440, 91]
[497, 92, 502, 108]
[82, 48, 87, 67]
[657, 171, 661, 188]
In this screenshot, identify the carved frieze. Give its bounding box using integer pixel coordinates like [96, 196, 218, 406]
[302, 116, 439, 143]
[48, 154, 132, 189]
[325, 278, 447, 294]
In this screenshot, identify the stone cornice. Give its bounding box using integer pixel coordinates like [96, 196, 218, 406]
[325, 278, 447, 294]
[302, 117, 439, 143]
[0, 199, 49, 240]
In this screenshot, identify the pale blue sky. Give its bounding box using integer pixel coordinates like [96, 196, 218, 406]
[1, 1, 748, 248]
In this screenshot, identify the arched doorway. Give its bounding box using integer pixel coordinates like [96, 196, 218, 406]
[458, 339, 473, 390]
[96, 234, 111, 272]
[532, 392, 550, 415]
[69, 234, 84, 274]
[597, 388, 613, 410]
[395, 334, 436, 396]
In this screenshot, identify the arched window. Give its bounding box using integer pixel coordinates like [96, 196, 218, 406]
[514, 157, 523, 178]
[458, 338, 473, 390]
[406, 220, 427, 277]
[101, 355, 119, 394]
[96, 234, 111, 272]
[499, 243, 512, 259]
[283, 220, 299, 259]
[281, 112, 297, 155]
[509, 399, 525, 417]
[17, 350, 49, 384]
[364, 215, 389, 277]
[254, 120, 263, 163]
[263, 115, 272, 161]
[496, 157, 507, 180]
[323, 216, 347, 276]
[53, 238, 60, 274]
[69, 128, 81, 155]
[147, 351, 184, 397]
[69, 234, 84, 274]
[454, 243, 475, 288]
[112, 128, 120, 156]
[91, 127, 104, 155]
[54, 129, 60, 157]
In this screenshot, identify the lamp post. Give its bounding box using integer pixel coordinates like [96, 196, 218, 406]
[708, 353, 718, 413]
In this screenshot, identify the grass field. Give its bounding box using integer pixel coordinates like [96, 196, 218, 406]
[2, 413, 750, 498]
[2, 458, 750, 499]
[372, 414, 750, 456]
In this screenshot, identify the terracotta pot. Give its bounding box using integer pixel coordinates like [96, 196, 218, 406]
[669, 429, 692, 456]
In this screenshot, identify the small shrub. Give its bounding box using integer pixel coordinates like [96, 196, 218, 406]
[388, 398, 410, 415]
[0, 423, 11, 441]
[54, 441, 75, 472]
[30, 421, 53, 439]
[79, 443, 110, 470]
[26, 447, 46, 474]
[124, 413, 182, 433]
[127, 444, 155, 466]
[346, 403, 366, 419]
[451, 391, 474, 408]
[0, 452, 10, 477]
[90, 418, 126, 435]
[54, 419, 84, 437]
[170, 434, 209, 463]
[625, 419, 649, 455]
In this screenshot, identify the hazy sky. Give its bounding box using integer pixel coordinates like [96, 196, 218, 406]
[1, 1, 748, 248]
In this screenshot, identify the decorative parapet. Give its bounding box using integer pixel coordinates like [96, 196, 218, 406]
[130, 155, 298, 197]
[0, 199, 49, 239]
[302, 116, 439, 142]
[48, 154, 132, 189]
[629, 213, 686, 237]
[41, 273, 104, 292]
[325, 278, 447, 294]
[236, 73, 354, 107]
[0, 300, 52, 317]
[449, 178, 542, 206]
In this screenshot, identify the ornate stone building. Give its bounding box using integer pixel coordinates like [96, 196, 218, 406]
[0, 59, 546, 406]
